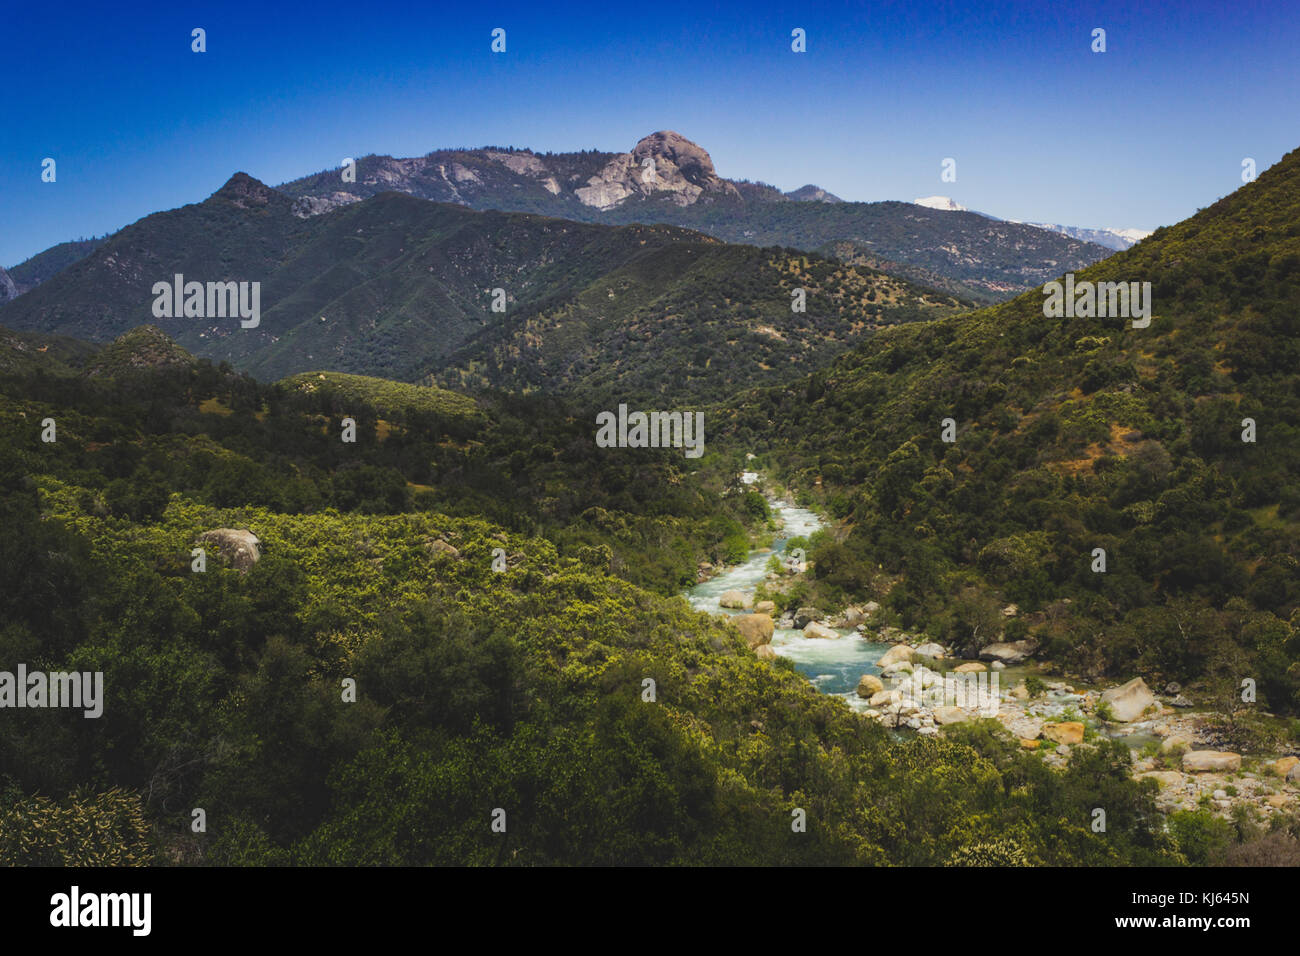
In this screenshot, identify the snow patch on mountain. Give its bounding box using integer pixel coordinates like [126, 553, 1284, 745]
[1011, 221, 1153, 251]
[913, 196, 967, 211]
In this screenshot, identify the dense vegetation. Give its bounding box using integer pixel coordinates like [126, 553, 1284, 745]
[0, 178, 962, 403]
[434, 245, 969, 404]
[723, 146, 1300, 718]
[5, 237, 108, 293]
[0, 331, 1208, 866]
[3, 140, 1296, 869]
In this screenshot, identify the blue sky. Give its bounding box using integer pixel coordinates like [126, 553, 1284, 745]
[3, 0, 1297, 266]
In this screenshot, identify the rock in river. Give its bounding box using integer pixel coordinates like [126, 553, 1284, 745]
[719, 590, 753, 609]
[876, 645, 915, 668]
[733, 613, 774, 647]
[802, 621, 838, 640]
[856, 675, 884, 698]
[978, 639, 1038, 664]
[1099, 677, 1158, 722]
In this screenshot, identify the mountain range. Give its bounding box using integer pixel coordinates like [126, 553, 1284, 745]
[0, 172, 969, 401]
[5, 132, 1118, 317]
[3, 123, 1298, 869]
[913, 196, 1151, 251]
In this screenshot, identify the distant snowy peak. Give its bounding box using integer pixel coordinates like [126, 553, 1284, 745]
[909, 196, 1149, 250]
[1013, 222, 1154, 252]
[913, 195, 967, 211]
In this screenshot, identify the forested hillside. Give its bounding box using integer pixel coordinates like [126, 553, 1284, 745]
[0, 177, 965, 402]
[723, 146, 1300, 715]
[0, 329, 1188, 866]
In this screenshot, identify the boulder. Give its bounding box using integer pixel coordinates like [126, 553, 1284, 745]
[733, 613, 774, 647]
[978, 639, 1038, 664]
[1160, 735, 1193, 754]
[1019, 738, 1041, 750]
[1266, 794, 1291, 809]
[933, 706, 969, 725]
[755, 600, 776, 614]
[838, 606, 868, 627]
[1099, 677, 1157, 722]
[991, 661, 1006, 671]
[718, 590, 753, 609]
[196, 528, 261, 572]
[856, 675, 884, 698]
[999, 714, 1043, 740]
[1272, 756, 1300, 777]
[1138, 771, 1184, 788]
[1182, 751, 1242, 773]
[876, 645, 915, 668]
[953, 662, 986, 673]
[792, 606, 820, 628]
[914, 642, 946, 661]
[424, 537, 460, 558]
[1042, 722, 1085, 745]
[754, 644, 778, 661]
[863, 601, 882, 617]
[868, 690, 900, 708]
[802, 621, 838, 640]
[1289, 763, 1300, 784]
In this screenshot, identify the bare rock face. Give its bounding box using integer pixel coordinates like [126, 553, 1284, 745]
[292, 193, 361, 218]
[486, 151, 549, 176]
[197, 529, 261, 572]
[576, 131, 740, 210]
[0, 266, 17, 305]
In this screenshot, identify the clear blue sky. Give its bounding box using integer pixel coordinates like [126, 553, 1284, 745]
[3, 0, 1297, 266]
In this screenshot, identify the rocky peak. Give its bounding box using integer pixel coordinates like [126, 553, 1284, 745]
[631, 131, 718, 188]
[787, 184, 842, 203]
[210, 172, 280, 209]
[577, 130, 739, 211]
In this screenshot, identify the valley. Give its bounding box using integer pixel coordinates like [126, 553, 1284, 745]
[2, 133, 1297, 870]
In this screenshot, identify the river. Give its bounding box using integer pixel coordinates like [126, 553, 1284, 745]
[685, 497, 1176, 749]
[686, 497, 891, 710]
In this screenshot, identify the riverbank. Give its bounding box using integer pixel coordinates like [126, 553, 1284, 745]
[686, 481, 1300, 822]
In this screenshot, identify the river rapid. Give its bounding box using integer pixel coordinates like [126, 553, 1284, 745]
[685, 497, 891, 710]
